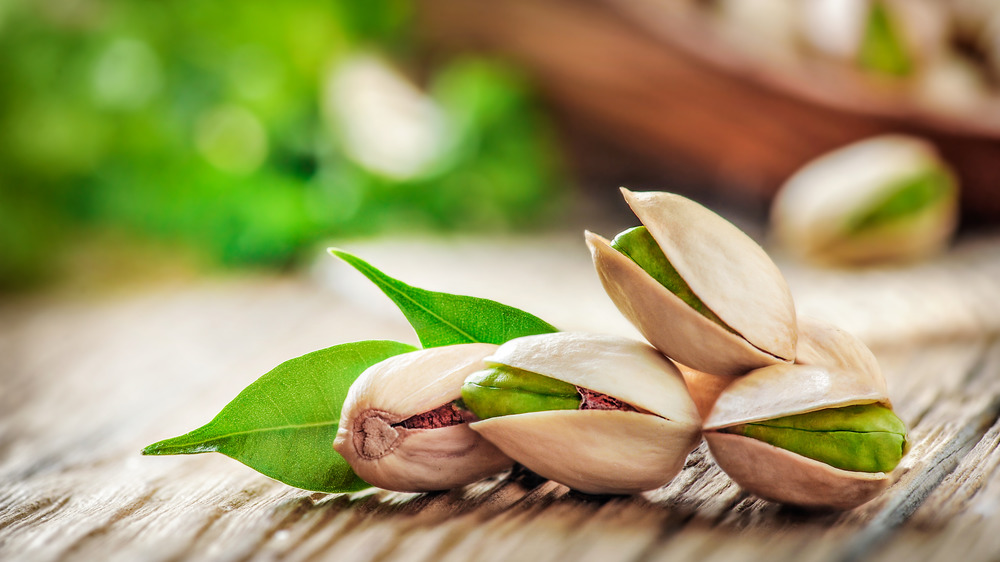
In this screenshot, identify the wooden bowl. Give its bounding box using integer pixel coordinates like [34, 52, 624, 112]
[416, 0, 1000, 224]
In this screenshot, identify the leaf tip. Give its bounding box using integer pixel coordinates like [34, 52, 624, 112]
[140, 434, 213, 456]
[141, 442, 165, 456]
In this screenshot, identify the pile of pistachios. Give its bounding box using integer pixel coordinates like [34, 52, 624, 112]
[705, 0, 1000, 116]
[327, 189, 909, 509]
[146, 188, 910, 510]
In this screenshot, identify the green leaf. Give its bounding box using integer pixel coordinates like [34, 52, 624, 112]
[142, 340, 417, 493]
[329, 248, 558, 347]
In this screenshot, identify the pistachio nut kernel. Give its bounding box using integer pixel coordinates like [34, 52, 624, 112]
[771, 134, 958, 265]
[722, 404, 907, 473]
[801, 0, 946, 77]
[461, 366, 581, 420]
[587, 189, 797, 376]
[610, 226, 733, 332]
[704, 362, 906, 509]
[333, 343, 514, 492]
[466, 332, 701, 495]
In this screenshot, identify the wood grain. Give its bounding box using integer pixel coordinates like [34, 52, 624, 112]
[2, 233, 1000, 561]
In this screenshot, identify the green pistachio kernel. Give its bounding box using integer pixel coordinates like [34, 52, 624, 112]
[845, 168, 953, 234]
[461, 365, 581, 420]
[611, 226, 733, 331]
[858, 0, 912, 77]
[727, 404, 908, 473]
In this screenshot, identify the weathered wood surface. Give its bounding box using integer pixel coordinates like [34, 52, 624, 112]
[2, 232, 1000, 561]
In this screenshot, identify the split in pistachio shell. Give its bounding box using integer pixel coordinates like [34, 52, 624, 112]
[704, 362, 907, 509]
[770, 134, 958, 266]
[333, 343, 513, 492]
[586, 189, 797, 377]
[676, 363, 738, 420]
[466, 332, 702, 495]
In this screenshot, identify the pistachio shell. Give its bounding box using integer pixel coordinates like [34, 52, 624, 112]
[679, 315, 885, 419]
[771, 135, 958, 265]
[623, 189, 796, 360]
[472, 410, 699, 495]
[587, 191, 797, 377]
[704, 362, 897, 508]
[483, 332, 699, 426]
[588, 233, 783, 377]
[333, 343, 513, 492]
[704, 432, 889, 509]
[468, 332, 702, 494]
[796, 315, 887, 396]
[704, 362, 889, 430]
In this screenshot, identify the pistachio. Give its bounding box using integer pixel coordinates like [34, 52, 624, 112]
[461, 366, 581, 419]
[610, 226, 733, 332]
[723, 404, 906, 473]
[464, 332, 701, 495]
[801, 0, 947, 77]
[586, 189, 797, 376]
[771, 135, 958, 265]
[333, 343, 513, 492]
[703, 361, 907, 509]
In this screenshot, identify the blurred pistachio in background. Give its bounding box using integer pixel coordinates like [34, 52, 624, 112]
[0, 0, 565, 291]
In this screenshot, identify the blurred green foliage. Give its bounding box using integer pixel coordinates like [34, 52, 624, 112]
[0, 0, 564, 291]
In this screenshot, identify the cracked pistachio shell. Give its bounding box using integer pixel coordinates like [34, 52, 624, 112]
[771, 135, 958, 265]
[679, 315, 885, 419]
[704, 362, 895, 509]
[333, 343, 513, 492]
[795, 315, 887, 396]
[587, 189, 796, 376]
[468, 332, 701, 495]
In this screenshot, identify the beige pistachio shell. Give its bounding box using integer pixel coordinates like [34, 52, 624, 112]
[704, 362, 890, 431]
[586, 190, 796, 376]
[333, 343, 513, 492]
[469, 332, 702, 494]
[704, 432, 889, 509]
[677, 315, 884, 419]
[704, 362, 894, 508]
[484, 332, 699, 425]
[624, 189, 797, 361]
[676, 308, 873, 421]
[771, 135, 958, 265]
[795, 315, 887, 396]
[472, 409, 700, 495]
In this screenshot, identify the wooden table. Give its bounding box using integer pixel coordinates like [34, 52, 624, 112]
[3, 232, 1000, 561]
